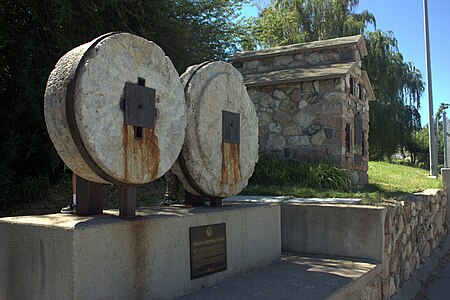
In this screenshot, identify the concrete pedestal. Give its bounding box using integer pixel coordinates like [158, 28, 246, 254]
[0, 204, 280, 300]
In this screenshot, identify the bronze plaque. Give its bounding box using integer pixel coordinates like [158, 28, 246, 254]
[189, 223, 227, 279]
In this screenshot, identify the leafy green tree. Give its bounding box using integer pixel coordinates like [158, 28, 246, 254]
[241, 0, 424, 160]
[0, 0, 245, 205]
[241, 0, 375, 49]
[364, 31, 424, 160]
[406, 123, 444, 168]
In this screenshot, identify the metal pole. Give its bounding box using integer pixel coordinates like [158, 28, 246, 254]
[436, 114, 440, 169]
[444, 112, 448, 168]
[424, 0, 437, 177]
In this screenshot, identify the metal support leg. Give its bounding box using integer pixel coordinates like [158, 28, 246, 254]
[119, 185, 137, 218]
[210, 197, 223, 207]
[185, 191, 206, 207]
[75, 175, 104, 216]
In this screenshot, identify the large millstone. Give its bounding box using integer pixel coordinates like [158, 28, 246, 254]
[172, 61, 259, 197]
[44, 33, 186, 185]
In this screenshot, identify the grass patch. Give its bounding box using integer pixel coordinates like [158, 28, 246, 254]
[241, 160, 442, 205]
[249, 160, 351, 191]
[0, 160, 443, 217]
[366, 161, 442, 193]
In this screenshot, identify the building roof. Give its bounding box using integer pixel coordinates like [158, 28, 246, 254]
[242, 61, 357, 87]
[230, 35, 367, 61]
[242, 61, 376, 101]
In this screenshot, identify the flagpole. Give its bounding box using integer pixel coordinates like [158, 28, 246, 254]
[424, 0, 437, 177]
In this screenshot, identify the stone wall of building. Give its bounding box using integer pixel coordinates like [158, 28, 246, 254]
[232, 37, 371, 184]
[248, 79, 347, 163]
[234, 44, 360, 75]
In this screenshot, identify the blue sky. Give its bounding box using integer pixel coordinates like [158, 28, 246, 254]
[241, 1, 450, 126]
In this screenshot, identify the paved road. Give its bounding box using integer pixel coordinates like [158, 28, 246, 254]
[425, 261, 450, 300]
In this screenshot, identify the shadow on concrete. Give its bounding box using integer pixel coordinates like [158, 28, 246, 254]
[179, 253, 379, 300]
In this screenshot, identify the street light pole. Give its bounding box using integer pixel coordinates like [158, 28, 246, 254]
[424, 0, 437, 177]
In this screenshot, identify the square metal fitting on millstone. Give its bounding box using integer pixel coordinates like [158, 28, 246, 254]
[123, 82, 156, 129]
[222, 110, 240, 144]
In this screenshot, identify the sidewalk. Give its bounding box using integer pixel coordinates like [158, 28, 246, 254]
[393, 236, 450, 300]
[425, 260, 450, 300]
[178, 253, 381, 300]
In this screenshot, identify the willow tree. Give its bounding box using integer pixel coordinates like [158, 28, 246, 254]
[241, 0, 375, 48]
[364, 31, 424, 160]
[241, 0, 424, 160]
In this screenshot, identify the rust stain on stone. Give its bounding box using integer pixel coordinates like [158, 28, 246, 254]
[129, 222, 147, 299]
[142, 128, 160, 181]
[122, 126, 160, 183]
[220, 142, 242, 195]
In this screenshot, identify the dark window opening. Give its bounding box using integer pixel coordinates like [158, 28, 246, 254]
[358, 83, 363, 100]
[349, 77, 355, 95]
[345, 123, 351, 153]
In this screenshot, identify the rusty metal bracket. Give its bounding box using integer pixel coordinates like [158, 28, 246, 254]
[123, 82, 156, 129]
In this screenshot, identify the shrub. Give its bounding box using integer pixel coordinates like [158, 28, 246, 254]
[14, 175, 51, 204]
[250, 159, 351, 191]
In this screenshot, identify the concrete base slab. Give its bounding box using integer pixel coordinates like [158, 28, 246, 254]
[0, 204, 280, 300]
[224, 196, 361, 204]
[224, 195, 291, 203]
[286, 198, 361, 204]
[178, 253, 380, 300]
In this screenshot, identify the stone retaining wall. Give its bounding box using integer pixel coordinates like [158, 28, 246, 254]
[335, 189, 448, 300]
[381, 189, 448, 298]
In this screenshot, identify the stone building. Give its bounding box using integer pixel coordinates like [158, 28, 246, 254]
[229, 35, 375, 184]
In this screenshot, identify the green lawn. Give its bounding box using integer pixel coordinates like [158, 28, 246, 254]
[241, 161, 443, 204]
[367, 161, 442, 194]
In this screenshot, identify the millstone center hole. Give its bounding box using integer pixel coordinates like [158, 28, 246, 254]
[134, 126, 143, 139]
[138, 77, 146, 86]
